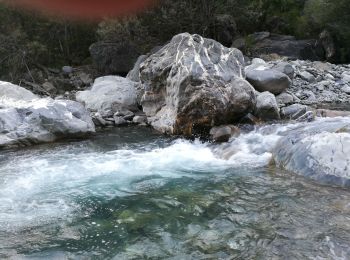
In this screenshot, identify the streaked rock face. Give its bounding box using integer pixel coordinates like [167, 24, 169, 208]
[139, 33, 256, 136]
[0, 81, 95, 148]
[273, 118, 350, 186]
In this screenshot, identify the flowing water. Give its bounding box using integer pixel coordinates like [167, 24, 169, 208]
[0, 124, 350, 259]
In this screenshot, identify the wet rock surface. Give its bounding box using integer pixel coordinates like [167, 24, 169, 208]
[273, 118, 350, 185]
[210, 125, 240, 143]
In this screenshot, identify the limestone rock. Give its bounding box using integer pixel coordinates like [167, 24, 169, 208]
[0, 81, 95, 148]
[133, 115, 148, 125]
[280, 104, 309, 120]
[139, 33, 256, 136]
[273, 118, 350, 186]
[276, 92, 294, 105]
[76, 76, 138, 116]
[127, 55, 148, 82]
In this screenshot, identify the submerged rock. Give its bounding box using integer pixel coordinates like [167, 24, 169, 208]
[139, 33, 256, 136]
[210, 125, 240, 142]
[273, 118, 350, 186]
[0, 81, 95, 148]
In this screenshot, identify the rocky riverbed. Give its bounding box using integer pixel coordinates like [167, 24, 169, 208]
[1, 32, 350, 258]
[1, 33, 350, 181]
[1, 124, 350, 259]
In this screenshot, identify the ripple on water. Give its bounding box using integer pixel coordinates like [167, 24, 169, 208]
[0, 126, 349, 259]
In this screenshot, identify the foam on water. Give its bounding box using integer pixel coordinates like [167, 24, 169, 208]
[0, 139, 233, 231]
[0, 117, 348, 233]
[1, 119, 350, 259]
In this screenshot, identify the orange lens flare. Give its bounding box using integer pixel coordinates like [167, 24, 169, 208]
[6, 0, 155, 20]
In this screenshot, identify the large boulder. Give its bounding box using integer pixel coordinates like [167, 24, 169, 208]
[273, 118, 350, 186]
[0, 82, 37, 101]
[246, 68, 290, 95]
[89, 41, 140, 76]
[0, 81, 95, 148]
[76, 76, 138, 117]
[139, 33, 256, 136]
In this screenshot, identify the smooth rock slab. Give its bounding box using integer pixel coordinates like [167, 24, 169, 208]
[273, 118, 350, 186]
[0, 81, 95, 148]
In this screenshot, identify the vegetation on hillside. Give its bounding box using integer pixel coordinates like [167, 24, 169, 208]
[0, 0, 349, 82]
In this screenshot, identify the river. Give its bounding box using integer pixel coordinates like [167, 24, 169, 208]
[0, 124, 349, 259]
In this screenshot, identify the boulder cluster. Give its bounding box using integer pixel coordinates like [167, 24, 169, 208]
[20, 65, 94, 98]
[1, 32, 350, 148]
[76, 76, 147, 127]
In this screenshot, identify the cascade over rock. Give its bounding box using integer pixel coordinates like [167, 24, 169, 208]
[139, 33, 256, 136]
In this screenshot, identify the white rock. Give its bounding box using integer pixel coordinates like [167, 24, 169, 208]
[274, 118, 350, 185]
[341, 85, 350, 94]
[0, 81, 95, 148]
[76, 76, 138, 115]
[341, 72, 350, 83]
